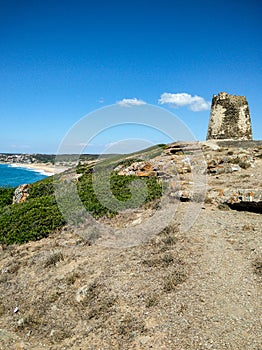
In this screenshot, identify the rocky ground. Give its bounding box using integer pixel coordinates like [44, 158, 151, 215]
[0, 141, 261, 349]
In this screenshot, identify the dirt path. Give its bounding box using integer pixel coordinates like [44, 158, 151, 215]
[0, 205, 261, 350]
[173, 209, 262, 349]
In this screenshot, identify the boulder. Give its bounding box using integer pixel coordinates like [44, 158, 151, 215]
[12, 184, 29, 204]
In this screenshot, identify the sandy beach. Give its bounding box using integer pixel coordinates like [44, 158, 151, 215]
[7, 163, 69, 176]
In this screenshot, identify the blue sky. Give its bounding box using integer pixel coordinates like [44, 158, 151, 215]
[0, 0, 261, 154]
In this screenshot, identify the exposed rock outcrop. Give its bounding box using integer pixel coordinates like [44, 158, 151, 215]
[115, 141, 261, 212]
[207, 92, 252, 141]
[13, 184, 29, 204]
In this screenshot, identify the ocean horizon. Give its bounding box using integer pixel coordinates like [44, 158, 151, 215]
[0, 164, 49, 188]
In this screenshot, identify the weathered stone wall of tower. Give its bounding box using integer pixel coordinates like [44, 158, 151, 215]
[206, 92, 252, 140]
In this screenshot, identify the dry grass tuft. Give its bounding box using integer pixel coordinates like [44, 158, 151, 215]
[44, 250, 64, 268]
[118, 313, 147, 337]
[64, 271, 80, 285]
[87, 296, 116, 320]
[163, 269, 187, 292]
[253, 258, 262, 277]
[145, 294, 159, 307]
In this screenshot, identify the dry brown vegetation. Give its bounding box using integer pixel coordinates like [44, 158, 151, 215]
[0, 142, 261, 349]
[0, 202, 261, 349]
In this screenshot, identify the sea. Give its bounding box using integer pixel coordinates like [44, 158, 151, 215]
[0, 164, 49, 188]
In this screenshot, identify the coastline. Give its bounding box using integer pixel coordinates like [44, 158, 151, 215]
[1, 162, 69, 176]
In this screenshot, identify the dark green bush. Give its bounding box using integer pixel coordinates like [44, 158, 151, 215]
[77, 173, 162, 218]
[0, 163, 163, 245]
[0, 195, 65, 245]
[28, 177, 54, 198]
[0, 187, 14, 208]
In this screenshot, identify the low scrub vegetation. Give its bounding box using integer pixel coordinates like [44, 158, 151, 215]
[0, 163, 163, 245]
[0, 187, 14, 207]
[0, 195, 66, 245]
[78, 172, 162, 218]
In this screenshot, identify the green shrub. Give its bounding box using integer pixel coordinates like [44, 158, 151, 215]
[0, 187, 14, 208]
[28, 177, 54, 198]
[0, 161, 163, 245]
[116, 158, 143, 168]
[77, 173, 162, 218]
[0, 195, 65, 245]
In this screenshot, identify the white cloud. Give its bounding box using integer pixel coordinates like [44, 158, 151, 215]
[117, 98, 147, 107]
[158, 92, 210, 111]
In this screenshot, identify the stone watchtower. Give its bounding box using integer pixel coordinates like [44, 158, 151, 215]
[206, 92, 252, 140]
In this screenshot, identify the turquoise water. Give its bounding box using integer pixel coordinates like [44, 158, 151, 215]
[0, 164, 49, 187]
